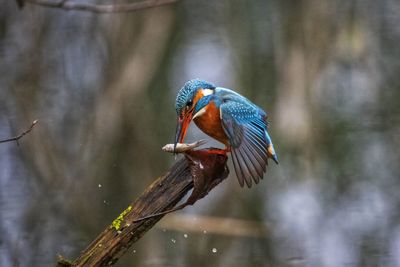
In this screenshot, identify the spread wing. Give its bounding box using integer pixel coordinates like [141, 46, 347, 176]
[220, 100, 272, 188]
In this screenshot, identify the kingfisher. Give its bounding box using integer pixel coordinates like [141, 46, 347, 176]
[174, 79, 278, 188]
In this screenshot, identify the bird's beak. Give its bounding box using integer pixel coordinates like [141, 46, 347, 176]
[174, 111, 192, 153]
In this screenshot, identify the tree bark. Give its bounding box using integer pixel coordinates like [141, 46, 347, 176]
[57, 151, 229, 267]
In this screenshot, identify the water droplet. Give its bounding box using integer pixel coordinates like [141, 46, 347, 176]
[133, 249, 136, 253]
[98, 184, 102, 188]
[171, 238, 176, 244]
[183, 234, 188, 238]
[212, 248, 217, 253]
[162, 229, 166, 232]
[203, 230, 207, 234]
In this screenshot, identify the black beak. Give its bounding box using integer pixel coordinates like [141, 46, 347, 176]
[174, 116, 183, 153]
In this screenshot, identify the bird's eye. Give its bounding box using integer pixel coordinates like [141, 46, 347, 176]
[186, 100, 193, 109]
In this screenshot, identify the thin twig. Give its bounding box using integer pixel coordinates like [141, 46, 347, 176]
[0, 120, 38, 145]
[21, 0, 179, 13]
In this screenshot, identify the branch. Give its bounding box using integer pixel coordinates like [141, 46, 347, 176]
[57, 149, 229, 267]
[0, 120, 38, 145]
[19, 0, 180, 13]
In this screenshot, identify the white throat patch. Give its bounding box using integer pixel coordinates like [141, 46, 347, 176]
[193, 106, 207, 119]
[202, 89, 213, 96]
[192, 89, 213, 119]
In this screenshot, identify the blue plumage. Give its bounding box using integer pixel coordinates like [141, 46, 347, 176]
[175, 79, 215, 114]
[216, 88, 277, 187]
[174, 79, 278, 188]
[193, 94, 214, 115]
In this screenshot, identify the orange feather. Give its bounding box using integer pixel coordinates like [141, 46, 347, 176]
[193, 101, 229, 146]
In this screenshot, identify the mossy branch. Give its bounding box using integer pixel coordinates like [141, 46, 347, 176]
[57, 150, 229, 267]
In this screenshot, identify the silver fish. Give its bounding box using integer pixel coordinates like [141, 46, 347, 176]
[162, 139, 207, 153]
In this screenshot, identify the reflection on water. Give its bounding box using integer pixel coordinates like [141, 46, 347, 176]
[1, 0, 400, 266]
[272, 180, 393, 266]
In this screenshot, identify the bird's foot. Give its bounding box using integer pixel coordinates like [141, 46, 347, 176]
[132, 148, 229, 223]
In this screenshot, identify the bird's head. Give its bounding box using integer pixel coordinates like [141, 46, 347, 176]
[174, 79, 216, 151]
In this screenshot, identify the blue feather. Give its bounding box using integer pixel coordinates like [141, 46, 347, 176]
[174, 80, 277, 187]
[217, 88, 277, 188]
[175, 79, 215, 113]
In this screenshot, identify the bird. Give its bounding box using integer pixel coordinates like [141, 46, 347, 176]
[174, 79, 278, 188]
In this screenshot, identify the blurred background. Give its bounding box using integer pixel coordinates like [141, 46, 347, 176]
[1, 0, 400, 266]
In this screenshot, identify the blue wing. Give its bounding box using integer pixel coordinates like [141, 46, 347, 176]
[219, 96, 275, 188]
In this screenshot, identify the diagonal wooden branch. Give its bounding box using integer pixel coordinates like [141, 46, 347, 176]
[57, 149, 229, 267]
[0, 120, 38, 145]
[19, 0, 179, 13]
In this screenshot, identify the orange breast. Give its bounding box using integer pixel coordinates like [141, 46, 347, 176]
[193, 102, 229, 146]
